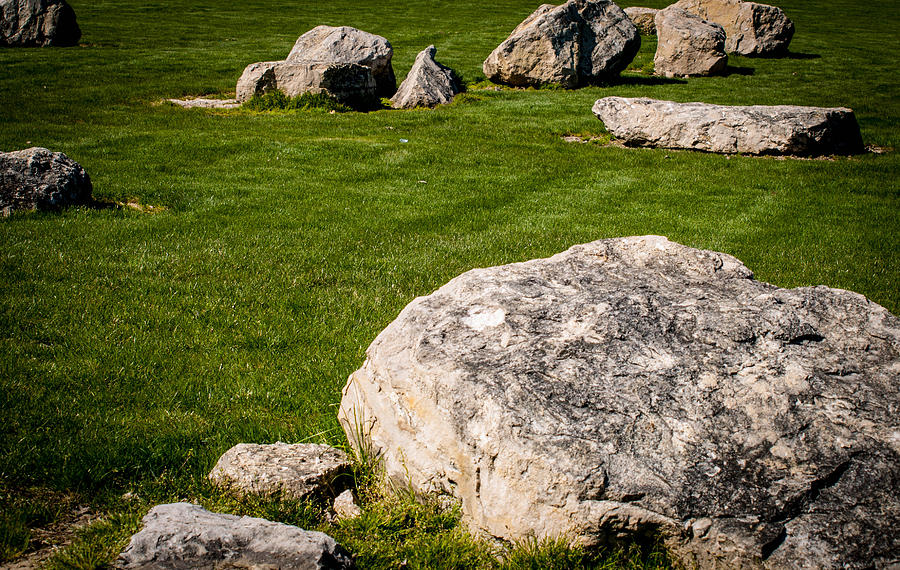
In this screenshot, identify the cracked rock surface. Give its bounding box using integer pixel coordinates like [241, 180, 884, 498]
[0, 0, 80, 47]
[673, 0, 793, 56]
[1, 147, 91, 214]
[339, 235, 900, 569]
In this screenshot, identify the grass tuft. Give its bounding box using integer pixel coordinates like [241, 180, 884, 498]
[243, 90, 353, 113]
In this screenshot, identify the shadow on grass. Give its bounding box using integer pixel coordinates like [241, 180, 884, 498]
[598, 75, 688, 87]
[784, 51, 821, 60]
[722, 65, 755, 76]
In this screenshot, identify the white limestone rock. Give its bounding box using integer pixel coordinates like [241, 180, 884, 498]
[390, 45, 462, 109]
[653, 6, 727, 77]
[673, 0, 794, 56]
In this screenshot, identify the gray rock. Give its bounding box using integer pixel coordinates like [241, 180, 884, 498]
[673, 0, 794, 56]
[390, 45, 462, 109]
[286, 25, 396, 97]
[166, 98, 240, 109]
[209, 443, 351, 500]
[339, 235, 900, 569]
[624, 6, 658, 35]
[653, 6, 727, 77]
[116, 503, 354, 569]
[482, 0, 640, 88]
[1, 147, 91, 214]
[592, 97, 864, 155]
[0, 0, 80, 47]
[236, 60, 377, 109]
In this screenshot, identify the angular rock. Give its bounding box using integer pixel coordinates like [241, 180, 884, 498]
[624, 6, 658, 35]
[1, 147, 91, 214]
[0, 0, 80, 47]
[332, 490, 362, 520]
[287, 25, 396, 97]
[592, 97, 865, 155]
[339, 235, 900, 569]
[674, 0, 794, 56]
[117, 503, 354, 569]
[483, 0, 640, 88]
[209, 442, 351, 500]
[653, 6, 727, 77]
[390, 45, 462, 109]
[236, 60, 378, 109]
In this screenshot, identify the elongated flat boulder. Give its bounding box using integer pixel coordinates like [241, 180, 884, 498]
[390, 45, 462, 109]
[1, 147, 91, 214]
[592, 97, 864, 155]
[674, 0, 793, 56]
[0, 0, 80, 47]
[117, 503, 353, 569]
[339, 236, 900, 569]
[483, 0, 639, 88]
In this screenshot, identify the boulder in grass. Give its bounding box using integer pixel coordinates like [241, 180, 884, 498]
[209, 443, 351, 501]
[117, 503, 354, 569]
[592, 97, 865, 155]
[624, 6, 658, 35]
[1, 147, 91, 214]
[236, 60, 378, 110]
[339, 235, 900, 569]
[390, 45, 462, 109]
[0, 0, 80, 47]
[653, 6, 727, 77]
[482, 0, 640, 88]
[287, 25, 396, 97]
[673, 0, 794, 56]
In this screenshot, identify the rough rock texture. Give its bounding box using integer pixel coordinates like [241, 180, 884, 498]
[1, 147, 91, 214]
[339, 235, 900, 569]
[286, 25, 396, 97]
[654, 6, 727, 77]
[235, 60, 377, 109]
[592, 97, 864, 155]
[624, 7, 658, 35]
[674, 0, 793, 56]
[333, 490, 362, 521]
[209, 443, 351, 500]
[116, 503, 354, 569]
[390, 45, 462, 109]
[483, 0, 640, 88]
[166, 97, 240, 109]
[0, 0, 79, 47]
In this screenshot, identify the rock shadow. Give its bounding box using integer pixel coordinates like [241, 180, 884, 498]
[722, 65, 755, 76]
[784, 51, 821, 60]
[597, 74, 688, 87]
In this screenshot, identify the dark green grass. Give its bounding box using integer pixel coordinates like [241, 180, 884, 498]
[1, 0, 898, 565]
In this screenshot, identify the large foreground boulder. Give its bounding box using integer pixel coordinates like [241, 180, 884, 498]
[390, 45, 462, 109]
[339, 236, 900, 569]
[483, 0, 640, 88]
[0, 0, 80, 47]
[1, 147, 91, 214]
[117, 503, 354, 569]
[236, 60, 377, 109]
[673, 0, 793, 56]
[592, 97, 864, 155]
[287, 25, 396, 97]
[654, 6, 727, 77]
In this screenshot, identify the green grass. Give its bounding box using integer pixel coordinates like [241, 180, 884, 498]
[1, 0, 898, 566]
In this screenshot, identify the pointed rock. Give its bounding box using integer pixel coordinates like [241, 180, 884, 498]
[390, 46, 462, 109]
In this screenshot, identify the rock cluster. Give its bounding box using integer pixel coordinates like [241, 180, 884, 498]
[0, 0, 80, 47]
[654, 6, 727, 77]
[674, 0, 794, 56]
[390, 45, 462, 109]
[1, 147, 92, 214]
[339, 235, 900, 569]
[483, 0, 640, 88]
[592, 97, 864, 155]
[624, 6, 658, 35]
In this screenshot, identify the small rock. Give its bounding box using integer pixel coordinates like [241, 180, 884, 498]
[624, 7, 659, 35]
[209, 442, 351, 501]
[116, 503, 354, 569]
[0, 0, 80, 47]
[673, 0, 794, 56]
[332, 490, 362, 520]
[390, 45, 462, 109]
[1, 147, 92, 214]
[654, 6, 727, 77]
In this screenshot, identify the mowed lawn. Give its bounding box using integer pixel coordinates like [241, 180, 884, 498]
[1, 0, 898, 566]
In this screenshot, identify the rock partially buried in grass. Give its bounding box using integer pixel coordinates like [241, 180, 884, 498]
[332, 489, 362, 521]
[483, 0, 640, 88]
[390, 45, 462, 109]
[673, 0, 794, 56]
[0, 0, 80, 47]
[1, 147, 91, 214]
[209, 443, 351, 501]
[653, 6, 727, 77]
[339, 235, 900, 569]
[592, 97, 864, 155]
[117, 502, 354, 569]
[624, 7, 658, 35]
[236, 60, 377, 110]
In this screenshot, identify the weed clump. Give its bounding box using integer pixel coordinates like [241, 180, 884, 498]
[243, 91, 353, 113]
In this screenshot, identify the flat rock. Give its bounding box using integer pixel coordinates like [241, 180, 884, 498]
[166, 98, 240, 109]
[624, 7, 658, 35]
[483, 0, 640, 88]
[286, 25, 396, 97]
[0, 0, 80, 47]
[1, 147, 91, 214]
[116, 503, 354, 569]
[339, 235, 900, 569]
[209, 442, 351, 500]
[235, 60, 377, 109]
[654, 6, 727, 77]
[592, 97, 864, 155]
[390, 45, 462, 109]
[673, 0, 793, 56]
